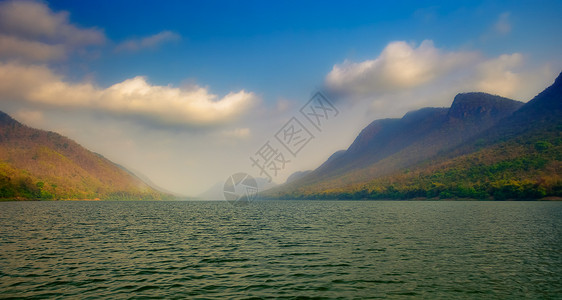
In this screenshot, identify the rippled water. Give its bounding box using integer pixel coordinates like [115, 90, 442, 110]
[0, 201, 561, 299]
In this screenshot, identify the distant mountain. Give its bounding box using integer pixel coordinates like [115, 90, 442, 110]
[126, 166, 186, 198]
[197, 176, 276, 200]
[0, 111, 170, 200]
[285, 170, 312, 184]
[264, 72, 562, 200]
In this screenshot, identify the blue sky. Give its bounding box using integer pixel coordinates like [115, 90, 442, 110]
[50, 0, 562, 98]
[0, 0, 561, 195]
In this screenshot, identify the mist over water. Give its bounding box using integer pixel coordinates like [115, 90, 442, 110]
[1, 201, 561, 299]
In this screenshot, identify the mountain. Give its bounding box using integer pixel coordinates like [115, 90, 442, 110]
[0, 111, 170, 200]
[265, 92, 523, 196]
[285, 170, 312, 184]
[484, 70, 562, 141]
[197, 176, 276, 200]
[264, 72, 562, 200]
[126, 166, 186, 198]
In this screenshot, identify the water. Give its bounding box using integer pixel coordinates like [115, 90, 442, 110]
[0, 201, 561, 299]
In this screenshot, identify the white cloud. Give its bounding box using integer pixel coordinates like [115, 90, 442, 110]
[326, 40, 478, 95]
[472, 53, 554, 100]
[325, 40, 554, 108]
[0, 62, 258, 128]
[474, 53, 523, 97]
[494, 12, 511, 35]
[0, 0, 105, 62]
[115, 31, 181, 53]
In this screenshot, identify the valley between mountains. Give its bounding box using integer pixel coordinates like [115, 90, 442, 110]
[1, 72, 561, 201]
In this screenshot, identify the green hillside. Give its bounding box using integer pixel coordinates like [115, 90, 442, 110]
[0, 112, 170, 200]
[278, 128, 561, 200]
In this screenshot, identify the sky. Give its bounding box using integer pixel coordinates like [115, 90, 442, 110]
[0, 0, 560, 196]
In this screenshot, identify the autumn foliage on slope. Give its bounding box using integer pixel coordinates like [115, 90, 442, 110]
[0, 112, 166, 200]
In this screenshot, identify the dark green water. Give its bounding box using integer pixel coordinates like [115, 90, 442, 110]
[0, 201, 561, 299]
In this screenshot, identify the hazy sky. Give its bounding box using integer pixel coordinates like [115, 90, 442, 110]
[0, 0, 560, 195]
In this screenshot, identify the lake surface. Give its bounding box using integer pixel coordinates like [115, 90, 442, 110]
[0, 201, 561, 299]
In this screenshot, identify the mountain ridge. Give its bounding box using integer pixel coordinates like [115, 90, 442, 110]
[0, 111, 170, 200]
[263, 73, 561, 200]
[268, 92, 524, 195]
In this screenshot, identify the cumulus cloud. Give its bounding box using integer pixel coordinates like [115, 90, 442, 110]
[0, 62, 258, 128]
[474, 53, 523, 96]
[115, 31, 181, 53]
[0, 0, 105, 62]
[325, 40, 554, 108]
[326, 40, 478, 95]
[0, 1, 252, 128]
